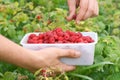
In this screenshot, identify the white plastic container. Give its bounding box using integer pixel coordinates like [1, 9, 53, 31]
[20, 32, 98, 65]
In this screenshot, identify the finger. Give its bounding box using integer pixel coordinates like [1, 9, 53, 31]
[76, 0, 89, 24]
[66, 0, 76, 21]
[55, 63, 76, 72]
[76, 0, 80, 8]
[94, 0, 99, 16]
[90, 0, 99, 18]
[57, 49, 81, 58]
[83, 0, 94, 20]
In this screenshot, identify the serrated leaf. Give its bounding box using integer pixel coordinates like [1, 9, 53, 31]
[95, 42, 105, 55]
[3, 72, 17, 80]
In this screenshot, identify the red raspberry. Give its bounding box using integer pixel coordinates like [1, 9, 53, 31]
[57, 40, 63, 43]
[32, 36, 38, 40]
[82, 36, 87, 41]
[46, 31, 53, 37]
[63, 40, 70, 43]
[43, 40, 49, 43]
[73, 14, 76, 20]
[36, 15, 41, 20]
[27, 28, 94, 44]
[76, 38, 83, 43]
[69, 36, 76, 42]
[54, 34, 58, 40]
[43, 33, 49, 40]
[64, 33, 70, 40]
[38, 39, 43, 43]
[57, 31, 64, 37]
[38, 34, 44, 39]
[32, 40, 38, 43]
[29, 34, 36, 39]
[41, 69, 46, 73]
[76, 32, 82, 38]
[55, 27, 62, 32]
[86, 36, 94, 43]
[83, 40, 88, 43]
[58, 37, 64, 41]
[49, 37, 55, 43]
[69, 31, 75, 36]
[66, 30, 71, 34]
[91, 39, 94, 42]
[27, 39, 34, 43]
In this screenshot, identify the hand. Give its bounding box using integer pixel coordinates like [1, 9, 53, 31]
[0, 35, 81, 73]
[27, 48, 81, 73]
[66, 0, 99, 24]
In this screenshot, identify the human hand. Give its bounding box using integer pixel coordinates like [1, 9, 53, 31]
[27, 48, 81, 73]
[66, 0, 99, 24]
[0, 35, 80, 74]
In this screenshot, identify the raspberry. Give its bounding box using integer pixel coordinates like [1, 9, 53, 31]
[32, 40, 38, 43]
[38, 39, 43, 43]
[46, 31, 53, 37]
[38, 34, 44, 39]
[76, 38, 83, 43]
[64, 33, 70, 40]
[82, 36, 87, 41]
[57, 40, 63, 43]
[41, 69, 46, 73]
[58, 37, 64, 41]
[32, 36, 38, 40]
[76, 32, 82, 38]
[57, 31, 64, 37]
[27, 39, 34, 43]
[83, 40, 88, 43]
[54, 27, 62, 33]
[27, 28, 94, 44]
[63, 40, 70, 43]
[69, 31, 75, 36]
[54, 34, 58, 40]
[43, 40, 49, 43]
[36, 15, 41, 20]
[44, 37, 49, 40]
[73, 14, 77, 20]
[69, 36, 76, 42]
[29, 34, 36, 39]
[88, 38, 94, 43]
[49, 37, 55, 43]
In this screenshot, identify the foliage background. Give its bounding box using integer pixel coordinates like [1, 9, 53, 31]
[0, 0, 120, 80]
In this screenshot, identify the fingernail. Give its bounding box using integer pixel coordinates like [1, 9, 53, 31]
[75, 51, 81, 57]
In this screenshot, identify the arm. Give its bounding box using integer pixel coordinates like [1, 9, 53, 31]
[0, 35, 36, 71]
[0, 35, 80, 72]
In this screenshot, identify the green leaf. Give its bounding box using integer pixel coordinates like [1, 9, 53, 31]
[3, 72, 17, 80]
[0, 73, 3, 77]
[70, 74, 93, 80]
[95, 42, 106, 55]
[81, 62, 114, 71]
[107, 72, 120, 80]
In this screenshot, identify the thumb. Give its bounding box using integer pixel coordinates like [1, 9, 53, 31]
[66, 0, 76, 21]
[58, 49, 81, 58]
